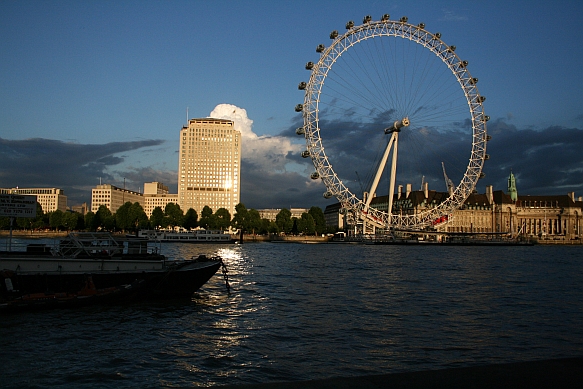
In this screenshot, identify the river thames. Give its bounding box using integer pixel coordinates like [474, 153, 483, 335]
[1, 241, 582, 388]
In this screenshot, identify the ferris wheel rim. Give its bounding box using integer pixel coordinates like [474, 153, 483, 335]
[300, 17, 488, 230]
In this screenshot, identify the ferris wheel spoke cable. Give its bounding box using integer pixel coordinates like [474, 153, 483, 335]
[342, 46, 393, 114]
[325, 57, 389, 116]
[362, 37, 396, 111]
[371, 37, 397, 110]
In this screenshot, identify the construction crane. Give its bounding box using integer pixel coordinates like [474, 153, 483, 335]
[442, 162, 455, 194]
[355, 171, 365, 196]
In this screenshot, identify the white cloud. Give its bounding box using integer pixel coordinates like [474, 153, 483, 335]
[209, 103, 304, 173]
[439, 10, 468, 22]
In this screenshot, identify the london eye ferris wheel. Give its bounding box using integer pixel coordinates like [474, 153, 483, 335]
[295, 14, 490, 231]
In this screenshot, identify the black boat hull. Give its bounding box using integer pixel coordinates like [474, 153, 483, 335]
[1, 260, 222, 306]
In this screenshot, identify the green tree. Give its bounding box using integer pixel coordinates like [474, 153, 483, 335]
[62, 212, 79, 231]
[115, 202, 133, 232]
[96, 205, 115, 231]
[74, 212, 85, 230]
[129, 202, 148, 231]
[275, 208, 293, 234]
[150, 206, 165, 229]
[183, 208, 198, 230]
[308, 206, 326, 235]
[214, 208, 231, 231]
[84, 211, 96, 231]
[247, 209, 262, 234]
[32, 202, 45, 229]
[291, 217, 299, 235]
[258, 218, 269, 234]
[164, 202, 184, 229]
[198, 205, 214, 229]
[297, 212, 316, 235]
[49, 210, 64, 231]
[231, 203, 248, 232]
[0, 217, 10, 230]
[267, 220, 279, 234]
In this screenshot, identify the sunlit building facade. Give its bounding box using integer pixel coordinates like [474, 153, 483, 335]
[90, 184, 142, 214]
[0, 187, 67, 213]
[143, 182, 178, 217]
[178, 118, 241, 217]
[257, 208, 310, 222]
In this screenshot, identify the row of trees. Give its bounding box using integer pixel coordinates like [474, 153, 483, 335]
[0, 201, 333, 235]
[232, 204, 328, 235]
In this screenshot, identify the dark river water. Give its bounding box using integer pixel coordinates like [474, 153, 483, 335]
[1, 241, 582, 388]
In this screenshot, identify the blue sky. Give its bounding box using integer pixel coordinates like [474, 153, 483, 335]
[1, 0, 582, 209]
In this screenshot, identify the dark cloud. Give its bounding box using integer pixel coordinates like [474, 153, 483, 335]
[280, 117, 583, 203]
[481, 120, 583, 195]
[2, 118, 582, 212]
[0, 137, 167, 206]
[112, 166, 178, 194]
[279, 111, 474, 198]
[240, 160, 327, 209]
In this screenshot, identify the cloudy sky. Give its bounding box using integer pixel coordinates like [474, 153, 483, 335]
[1, 0, 582, 210]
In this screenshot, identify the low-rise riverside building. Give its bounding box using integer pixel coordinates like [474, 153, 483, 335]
[0, 187, 67, 213]
[91, 184, 143, 214]
[91, 182, 179, 217]
[257, 208, 310, 221]
[143, 182, 178, 217]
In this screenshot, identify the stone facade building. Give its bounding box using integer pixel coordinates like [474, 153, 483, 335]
[324, 173, 583, 241]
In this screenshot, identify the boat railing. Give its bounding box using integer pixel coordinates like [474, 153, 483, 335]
[55, 232, 124, 258]
[56, 232, 161, 258]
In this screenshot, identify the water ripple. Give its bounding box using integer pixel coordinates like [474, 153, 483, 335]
[1, 243, 582, 387]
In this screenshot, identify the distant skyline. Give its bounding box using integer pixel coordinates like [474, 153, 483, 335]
[1, 1, 582, 209]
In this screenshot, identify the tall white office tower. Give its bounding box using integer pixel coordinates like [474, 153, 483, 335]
[178, 118, 241, 218]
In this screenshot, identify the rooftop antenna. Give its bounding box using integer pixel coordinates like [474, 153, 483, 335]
[99, 177, 102, 185]
[186, 107, 189, 125]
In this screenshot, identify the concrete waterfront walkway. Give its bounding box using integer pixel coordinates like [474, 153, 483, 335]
[216, 357, 582, 389]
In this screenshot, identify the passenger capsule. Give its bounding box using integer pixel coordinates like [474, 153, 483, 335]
[339, 208, 346, 215]
[484, 115, 490, 122]
[298, 81, 307, 90]
[296, 127, 305, 135]
[310, 172, 320, 180]
[460, 60, 468, 68]
[330, 30, 338, 39]
[323, 191, 333, 199]
[448, 45, 456, 52]
[295, 104, 304, 112]
[479, 172, 485, 179]
[470, 77, 478, 85]
[486, 135, 492, 141]
[363, 15, 372, 23]
[478, 96, 486, 103]
[381, 14, 390, 21]
[418, 23, 425, 29]
[345, 20, 354, 29]
[400, 16, 408, 23]
[301, 150, 310, 158]
[316, 44, 325, 53]
[484, 154, 490, 160]
[434, 32, 442, 39]
[305, 61, 314, 70]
